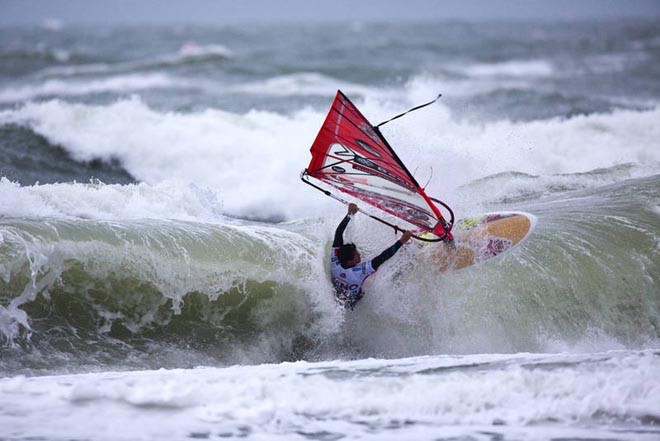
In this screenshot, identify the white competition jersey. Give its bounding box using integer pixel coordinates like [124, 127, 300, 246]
[330, 247, 376, 298]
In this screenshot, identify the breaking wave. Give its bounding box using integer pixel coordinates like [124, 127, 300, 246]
[1, 96, 659, 220]
[0, 173, 657, 374]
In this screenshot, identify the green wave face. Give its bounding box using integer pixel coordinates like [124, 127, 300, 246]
[1, 174, 659, 375]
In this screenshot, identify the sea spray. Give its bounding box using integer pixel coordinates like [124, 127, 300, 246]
[2, 98, 659, 220]
[1, 174, 658, 373]
[0, 216, 343, 372]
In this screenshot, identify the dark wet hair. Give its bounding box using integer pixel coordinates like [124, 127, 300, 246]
[338, 243, 357, 267]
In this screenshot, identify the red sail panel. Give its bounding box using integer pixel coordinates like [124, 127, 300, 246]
[305, 90, 442, 232]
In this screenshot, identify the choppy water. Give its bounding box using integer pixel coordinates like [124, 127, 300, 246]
[0, 19, 659, 440]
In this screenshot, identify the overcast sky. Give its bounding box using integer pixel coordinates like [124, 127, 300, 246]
[1, 0, 660, 26]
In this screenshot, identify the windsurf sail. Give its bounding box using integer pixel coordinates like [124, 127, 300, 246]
[301, 90, 454, 242]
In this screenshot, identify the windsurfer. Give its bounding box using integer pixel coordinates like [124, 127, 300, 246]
[331, 203, 412, 309]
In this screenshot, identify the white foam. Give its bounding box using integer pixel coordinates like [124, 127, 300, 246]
[360, 82, 660, 204]
[0, 74, 185, 102]
[0, 97, 331, 219]
[0, 207, 342, 347]
[176, 42, 233, 59]
[1, 94, 658, 221]
[36, 44, 232, 80]
[0, 178, 224, 221]
[454, 163, 660, 206]
[229, 72, 376, 97]
[0, 351, 657, 440]
[460, 59, 555, 78]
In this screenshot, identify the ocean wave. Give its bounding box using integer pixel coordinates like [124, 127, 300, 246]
[34, 42, 233, 79]
[459, 59, 555, 78]
[0, 73, 187, 103]
[461, 86, 644, 121]
[0, 175, 658, 372]
[0, 178, 223, 221]
[2, 351, 658, 440]
[0, 47, 77, 64]
[0, 216, 338, 370]
[229, 72, 377, 97]
[0, 97, 327, 220]
[584, 50, 651, 75]
[1, 96, 659, 221]
[457, 163, 660, 205]
[175, 41, 233, 61]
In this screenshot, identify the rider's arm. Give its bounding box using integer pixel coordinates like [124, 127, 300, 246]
[371, 231, 412, 270]
[332, 203, 358, 248]
[332, 215, 351, 248]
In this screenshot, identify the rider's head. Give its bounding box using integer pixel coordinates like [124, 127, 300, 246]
[338, 243, 361, 268]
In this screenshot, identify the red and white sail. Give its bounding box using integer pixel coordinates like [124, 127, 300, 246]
[302, 90, 452, 240]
